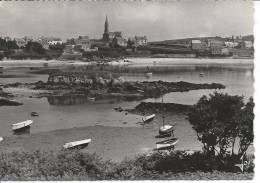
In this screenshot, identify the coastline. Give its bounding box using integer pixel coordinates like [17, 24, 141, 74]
[0, 57, 254, 68]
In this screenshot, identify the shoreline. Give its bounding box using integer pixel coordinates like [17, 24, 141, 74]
[0, 57, 254, 68]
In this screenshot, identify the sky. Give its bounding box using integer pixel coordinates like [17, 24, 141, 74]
[0, 0, 254, 41]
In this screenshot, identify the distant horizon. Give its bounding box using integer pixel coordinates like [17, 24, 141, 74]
[0, 1, 254, 42]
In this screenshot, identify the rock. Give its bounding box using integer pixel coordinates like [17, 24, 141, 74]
[31, 112, 39, 117]
[130, 102, 191, 114]
[0, 98, 23, 106]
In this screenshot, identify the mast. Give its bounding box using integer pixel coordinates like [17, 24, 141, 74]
[162, 96, 165, 127]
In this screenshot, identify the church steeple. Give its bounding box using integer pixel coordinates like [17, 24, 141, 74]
[103, 15, 110, 42]
[104, 15, 109, 34]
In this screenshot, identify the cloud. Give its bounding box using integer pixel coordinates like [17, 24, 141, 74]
[0, 1, 254, 41]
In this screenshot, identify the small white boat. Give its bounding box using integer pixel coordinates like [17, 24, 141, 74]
[145, 72, 153, 77]
[156, 138, 179, 150]
[0, 137, 3, 142]
[142, 114, 155, 123]
[88, 97, 95, 101]
[63, 139, 91, 149]
[12, 120, 33, 131]
[159, 125, 175, 135]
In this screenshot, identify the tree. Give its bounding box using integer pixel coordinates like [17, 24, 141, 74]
[24, 41, 46, 55]
[236, 97, 254, 157]
[6, 40, 19, 50]
[127, 38, 135, 48]
[188, 92, 245, 157]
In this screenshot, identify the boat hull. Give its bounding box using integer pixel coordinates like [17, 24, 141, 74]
[156, 131, 173, 138]
[159, 125, 175, 135]
[12, 120, 33, 131]
[63, 139, 92, 149]
[156, 138, 179, 150]
[142, 114, 156, 123]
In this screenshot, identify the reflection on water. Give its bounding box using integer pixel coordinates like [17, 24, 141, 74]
[47, 95, 91, 105]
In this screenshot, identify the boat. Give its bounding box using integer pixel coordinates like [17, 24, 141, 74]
[145, 72, 153, 77]
[63, 139, 92, 149]
[155, 137, 179, 150]
[0, 137, 3, 142]
[31, 112, 39, 117]
[12, 120, 33, 131]
[158, 96, 175, 136]
[155, 130, 173, 138]
[159, 125, 175, 135]
[142, 114, 156, 123]
[199, 73, 204, 77]
[145, 66, 152, 77]
[88, 97, 95, 101]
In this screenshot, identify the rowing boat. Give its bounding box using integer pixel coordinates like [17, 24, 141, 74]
[156, 137, 179, 150]
[142, 114, 155, 123]
[63, 139, 92, 149]
[12, 120, 33, 131]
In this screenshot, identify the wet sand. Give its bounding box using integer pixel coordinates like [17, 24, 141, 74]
[0, 112, 203, 162]
[0, 125, 159, 162]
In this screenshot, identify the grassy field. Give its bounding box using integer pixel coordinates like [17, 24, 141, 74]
[0, 149, 254, 180]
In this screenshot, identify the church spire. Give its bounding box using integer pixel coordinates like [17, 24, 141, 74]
[103, 15, 109, 42]
[104, 15, 109, 34]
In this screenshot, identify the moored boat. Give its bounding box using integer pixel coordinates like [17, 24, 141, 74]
[155, 137, 179, 150]
[31, 112, 39, 117]
[142, 114, 155, 123]
[12, 120, 33, 131]
[155, 131, 173, 138]
[158, 96, 175, 136]
[63, 139, 92, 149]
[145, 72, 153, 77]
[159, 125, 175, 135]
[88, 97, 95, 101]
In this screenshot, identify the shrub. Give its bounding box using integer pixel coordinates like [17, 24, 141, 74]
[0, 149, 254, 180]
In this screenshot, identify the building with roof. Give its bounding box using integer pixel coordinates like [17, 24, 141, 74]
[134, 36, 148, 46]
[191, 40, 208, 51]
[102, 16, 124, 44]
[112, 36, 127, 47]
[74, 36, 91, 51]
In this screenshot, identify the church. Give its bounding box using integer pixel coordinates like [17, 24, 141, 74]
[102, 16, 127, 47]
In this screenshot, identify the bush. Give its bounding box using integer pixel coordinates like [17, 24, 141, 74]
[0, 150, 254, 180]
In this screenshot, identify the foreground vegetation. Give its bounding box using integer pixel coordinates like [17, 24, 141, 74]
[0, 149, 254, 180]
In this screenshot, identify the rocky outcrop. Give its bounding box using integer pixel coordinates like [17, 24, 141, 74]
[0, 97, 23, 106]
[128, 102, 191, 114]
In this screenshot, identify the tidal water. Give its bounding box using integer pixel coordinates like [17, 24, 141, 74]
[0, 59, 254, 152]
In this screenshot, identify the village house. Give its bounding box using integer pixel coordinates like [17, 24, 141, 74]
[14, 38, 27, 48]
[224, 41, 238, 48]
[36, 38, 50, 49]
[112, 36, 127, 47]
[74, 36, 91, 51]
[207, 38, 225, 48]
[47, 38, 63, 45]
[191, 40, 208, 51]
[134, 36, 148, 46]
[243, 41, 253, 49]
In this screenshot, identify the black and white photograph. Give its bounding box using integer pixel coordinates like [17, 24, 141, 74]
[0, 0, 256, 180]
